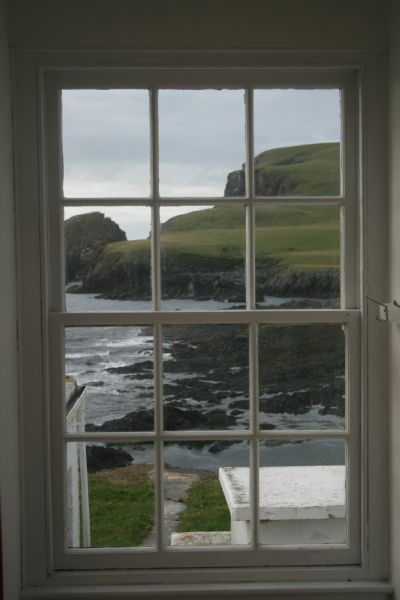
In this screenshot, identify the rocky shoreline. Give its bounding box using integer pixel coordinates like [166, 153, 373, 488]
[69, 265, 339, 304]
[85, 309, 345, 452]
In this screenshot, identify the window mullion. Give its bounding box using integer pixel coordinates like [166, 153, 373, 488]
[249, 322, 260, 549]
[154, 322, 164, 551]
[150, 87, 159, 200]
[150, 88, 161, 312]
[245, 87, 256, 311]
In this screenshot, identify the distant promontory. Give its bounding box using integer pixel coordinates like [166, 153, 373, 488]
[65, 143, 340, 302]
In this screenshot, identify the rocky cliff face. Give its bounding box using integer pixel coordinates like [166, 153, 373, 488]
[225, 168, 296, 197]
[65, 211, 126, 282]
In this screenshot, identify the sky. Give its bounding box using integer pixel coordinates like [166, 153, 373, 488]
[62, 88, 340, 239]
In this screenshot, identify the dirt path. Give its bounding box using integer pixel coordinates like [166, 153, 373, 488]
[142, 469, 199, 546]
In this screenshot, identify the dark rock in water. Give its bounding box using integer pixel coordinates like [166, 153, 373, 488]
[229, 399, 248, 410]
[106, 360, 153, 375]
[230, 409, 244, 417]
[87, 409, 154, 433]
[86, 445, 133, 473]
[164, 403, 236, 430]
[86, 403, 236, 434]
[66, 284, 83, 294]
[262, 423, 278, 430]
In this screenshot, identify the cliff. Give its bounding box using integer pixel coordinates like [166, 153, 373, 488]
[65, 211, 126, 282]
[225, 142, 340, 197]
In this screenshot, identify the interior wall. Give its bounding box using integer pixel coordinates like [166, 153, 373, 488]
[388, 0, 400, 597]
[0, 0, 20, 599]
[6, 0, 388, 51]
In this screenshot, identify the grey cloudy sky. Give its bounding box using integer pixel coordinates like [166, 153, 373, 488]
[63, 88, 340, 239]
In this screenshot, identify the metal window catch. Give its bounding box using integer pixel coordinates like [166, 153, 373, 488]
[368, 297, 400, 323]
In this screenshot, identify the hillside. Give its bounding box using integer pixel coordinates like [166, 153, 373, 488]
[74, 143, 341, 301]
[225, 142, 340, 196]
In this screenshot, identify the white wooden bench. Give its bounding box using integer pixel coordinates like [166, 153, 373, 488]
[219, 465, 346, 545]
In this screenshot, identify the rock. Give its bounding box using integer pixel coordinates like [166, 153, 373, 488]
[87, 409, 154, 432]
[106, 360, 153, 375]
[65, 211, 126, 282]
[86, 445, 133, 472]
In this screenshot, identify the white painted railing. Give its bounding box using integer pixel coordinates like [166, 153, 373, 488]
[66, 383, 90, 548]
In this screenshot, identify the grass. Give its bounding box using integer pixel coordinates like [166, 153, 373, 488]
[253, 142, 340, 196]
[99, 205, 340, 273]
[88, 473, 154, 547]
[178, 475, 231, 533]
[87, 469, 230, 547]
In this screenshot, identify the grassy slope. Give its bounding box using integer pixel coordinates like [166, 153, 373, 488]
[93, 143, 340, 274]
[88, 474, 154, 547]
[178, 475, 231, 533]
[254, 142, 340, 196]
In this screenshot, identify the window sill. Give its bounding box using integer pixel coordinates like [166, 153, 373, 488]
[20, 580, 393, 600]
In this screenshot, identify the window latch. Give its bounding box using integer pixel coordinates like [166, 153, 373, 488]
[368, 296, 400, 323]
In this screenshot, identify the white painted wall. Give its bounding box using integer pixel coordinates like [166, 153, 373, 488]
[0, 0, 20, 599]
[388, 1, 400, 597]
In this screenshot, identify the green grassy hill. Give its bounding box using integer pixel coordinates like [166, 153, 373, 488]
[82, 143, 341, 298]
[100, 204, 339, 272]
[225, 142, 340, 197]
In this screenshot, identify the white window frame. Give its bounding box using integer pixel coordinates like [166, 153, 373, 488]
[13, 50, 389, 598]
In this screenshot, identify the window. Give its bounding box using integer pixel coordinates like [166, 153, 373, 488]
[15, 52, 387, 591]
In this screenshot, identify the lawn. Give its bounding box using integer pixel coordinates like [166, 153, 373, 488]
[87, 469, 230, 547]
[88, 473, 154, 547]
[177, 474, 231, 533]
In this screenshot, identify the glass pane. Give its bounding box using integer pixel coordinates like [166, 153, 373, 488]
[255, 205, 340, 309]
[253, 89, 341, 196]
[163, 441, 249, 547]
[259, 324, 345, 430]
[66, 442, 155, 548]
[159, 90, 245, 197]
[65, 326, 154, 432]
[62, 89, 150, 197]
[258, 440, 347, 545]
[160, 206, 246, 309]
[64, 206, 151, 311]
[163, 325, 249, 430]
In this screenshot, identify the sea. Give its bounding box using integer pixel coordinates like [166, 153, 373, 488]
[65, 293, 345, 470]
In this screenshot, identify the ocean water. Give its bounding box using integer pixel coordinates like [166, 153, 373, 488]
[65, 293, 345, 469]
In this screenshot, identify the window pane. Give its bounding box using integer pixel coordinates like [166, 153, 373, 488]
[258, 440, 347, 545]
[159, 90, 245, 197]
[65, 326, 154, 432]
[64, 206, 152, 311]
[253, 89, 341, 197]
[163, 325, 249, 430]
[259, 324, 345, 431]
[255, 205, 340, 309]
[160, 206, 246, 309]
[66, 442, 155, 548]
[164, 441, 249, 547]
[62, 90, 150, 197]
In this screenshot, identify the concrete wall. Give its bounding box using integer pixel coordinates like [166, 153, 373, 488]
[388, 1, 400, 597]
[6, 0, 388, 51]
[0, 0, 20, 599]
